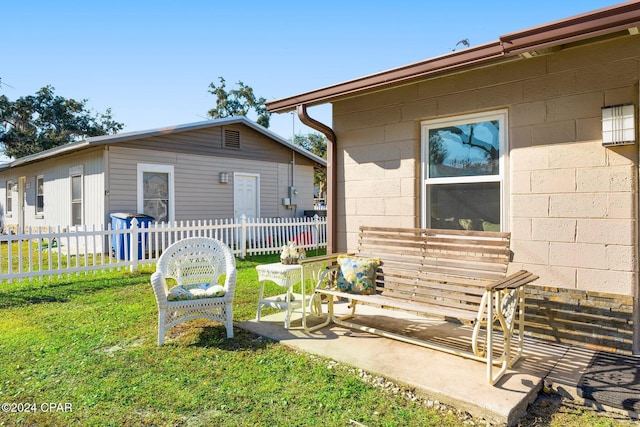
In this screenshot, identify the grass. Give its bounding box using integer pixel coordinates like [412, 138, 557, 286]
[0, 253, 634, 426]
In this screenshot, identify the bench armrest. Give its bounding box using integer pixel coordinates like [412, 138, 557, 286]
[298, 252, 354, 266]
[486, 270, 539, 291]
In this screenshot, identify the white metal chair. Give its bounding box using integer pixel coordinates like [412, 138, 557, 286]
[150, 237, 236, 345]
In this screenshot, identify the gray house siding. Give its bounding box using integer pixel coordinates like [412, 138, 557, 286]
[105, 124, 317, 223]
[0, 118, 325, 231]
[106, 145, 314, 222]
[115, 123, 317, 166]
[0, 148, 104, 231]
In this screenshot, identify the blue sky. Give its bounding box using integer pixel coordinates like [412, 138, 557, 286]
[1, 1, 622, 143]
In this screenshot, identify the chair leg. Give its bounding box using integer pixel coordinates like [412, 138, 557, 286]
[157, 310, 166, 346]
[226, 303, 234, 338]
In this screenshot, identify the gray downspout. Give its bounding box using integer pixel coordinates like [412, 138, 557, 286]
[296, 104, 336, 254]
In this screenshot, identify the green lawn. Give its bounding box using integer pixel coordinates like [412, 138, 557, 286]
[0, 254, 632, 426]
[0, 254, 460, 426]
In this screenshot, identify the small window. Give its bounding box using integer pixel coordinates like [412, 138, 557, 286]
[6, 180, 13, 216]
[223, 128, 241, 149]
[36, 176, 44, 215]
[71, 174, 83, 226]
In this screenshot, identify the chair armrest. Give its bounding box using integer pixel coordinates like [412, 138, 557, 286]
[486, 270, 539, 291]
[222, 268, 237, 299]
[151, 271, 169, 305]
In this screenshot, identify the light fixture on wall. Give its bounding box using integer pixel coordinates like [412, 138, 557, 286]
[219, 172, 229, 184]
[602, 104, 635, 146]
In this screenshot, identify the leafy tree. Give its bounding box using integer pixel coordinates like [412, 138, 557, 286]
[207, 77, 270, 128]
[293, 133, 327, 199]
[0, 85, 123, 159]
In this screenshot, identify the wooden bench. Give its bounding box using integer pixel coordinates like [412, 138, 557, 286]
[305, 226, 539, 385]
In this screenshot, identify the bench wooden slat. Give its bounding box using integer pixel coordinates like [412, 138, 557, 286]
[317, 288, 480, 322]
[383, 279, 488, 297]
[309, 226, 539, 385]
[381, 287, 484, 308]
[333, 226, 519, 317]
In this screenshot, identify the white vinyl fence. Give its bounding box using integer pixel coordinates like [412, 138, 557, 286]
[0, 215, 326, 282]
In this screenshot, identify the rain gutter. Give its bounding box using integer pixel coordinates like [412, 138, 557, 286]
[266, 2, 640, 113]
[296, 104, 337, 253]
[267, 1, 640, 256]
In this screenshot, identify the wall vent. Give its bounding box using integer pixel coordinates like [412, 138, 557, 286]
[223, 129, 241, 149]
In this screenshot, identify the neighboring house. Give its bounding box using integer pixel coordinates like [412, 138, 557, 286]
[0, 116, 326, 232]
[267, 2, 640, 353]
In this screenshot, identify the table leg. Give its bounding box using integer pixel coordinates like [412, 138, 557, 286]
[256, 280, 265, 321]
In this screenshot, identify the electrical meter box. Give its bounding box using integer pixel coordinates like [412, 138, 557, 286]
[288, 186, 298, 205]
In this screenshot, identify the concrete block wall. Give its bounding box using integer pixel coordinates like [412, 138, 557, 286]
[332, 32, 639, 351]
[510, 141, 638, 296]
[334, 104, 420, 251]
[334, 34, 639, 296]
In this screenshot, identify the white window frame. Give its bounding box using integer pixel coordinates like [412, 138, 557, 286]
[35, 175, 44, 216]
[137, 163, 175, 222]
[420, 110, 508, 230]
[70, 172, 83, 226]
[6, 180, 14, 217]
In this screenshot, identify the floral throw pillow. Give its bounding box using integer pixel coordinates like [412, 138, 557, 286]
[167, 283, 226, 301]
[336, 256, 381, 295]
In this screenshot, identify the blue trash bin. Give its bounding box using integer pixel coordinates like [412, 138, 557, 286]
[110, 213, 155, 260]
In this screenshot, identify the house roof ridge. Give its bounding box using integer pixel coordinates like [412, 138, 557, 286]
[0, 116, 326, 170]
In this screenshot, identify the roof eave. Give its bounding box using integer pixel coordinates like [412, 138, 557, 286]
[500, 1, 640, 54]
[266, 42, 504, 113]
[266, 1, 640, 113]
[0, 116, 326, 170]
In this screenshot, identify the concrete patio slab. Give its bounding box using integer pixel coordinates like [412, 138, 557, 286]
[237, 301, 582, 426]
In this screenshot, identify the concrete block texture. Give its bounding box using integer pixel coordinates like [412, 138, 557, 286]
[549, 242, 607, 269]
[530, 168, 575, 193]
[549, 193, 608, 218]
[531, 218, 576, 242]
[576, 219, 635, 245]
[511, 194, 549, 218]
[511, 240, 549, 265]
[576, 269, 636, 296]
[332, 33, 640, 301]
[519, 264, 577, 289]
[548, 141, 606, 169]
[576, 165, 636, 193]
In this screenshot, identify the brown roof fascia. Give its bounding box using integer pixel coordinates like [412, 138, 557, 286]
[266, 42, 504, 113]
[266, 1, 640, 114]
[500, 1, 640, 54]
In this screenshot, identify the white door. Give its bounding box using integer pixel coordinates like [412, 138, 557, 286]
[234, 173, 259, 220]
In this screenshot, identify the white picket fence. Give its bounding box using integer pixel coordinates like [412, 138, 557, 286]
[0, 215, 327, 282]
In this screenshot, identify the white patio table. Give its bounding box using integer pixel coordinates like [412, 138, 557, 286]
[256, 262, 304, 329]
[255, 255, 338, 329]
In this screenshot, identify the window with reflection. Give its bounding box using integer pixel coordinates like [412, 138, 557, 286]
[137, 164, 174, 223]
[36, 176, 44, 215]
[421, 111, 506, 231]
[143, 172, 169, 222]
[71, 174, 82, 226]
